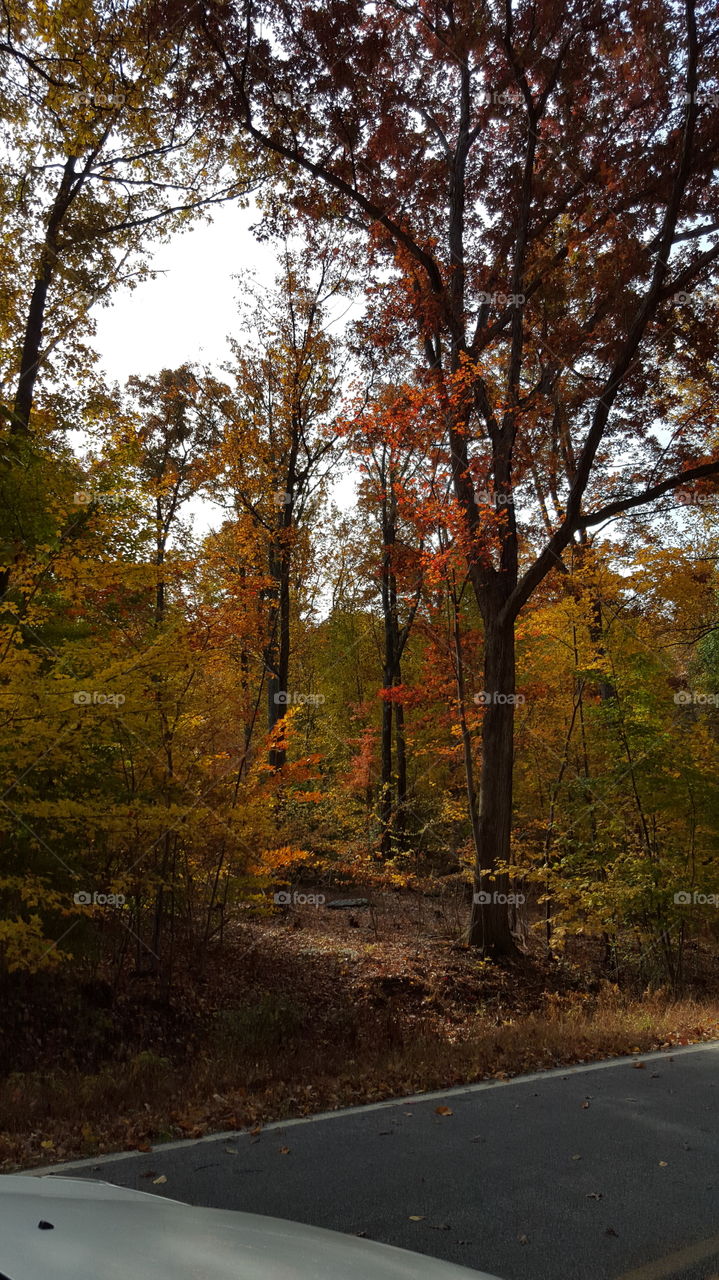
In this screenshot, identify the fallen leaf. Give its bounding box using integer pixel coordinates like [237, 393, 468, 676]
[518, 1234, 529, 1245]
[605, 1227, 618, 1238]
[135, 1141, 152, 1152]
[278, 1146, 290, 1154]
[586, 1192, 603, 1200]
[153, 1175, 167, 1185]
[409, 1216, 424, 1221]
[659, 1161, 668, 1167]
[435, 1106, 453, 1116]
[581, 1101, 590, 1110]
[633, 1062, 646, 1070]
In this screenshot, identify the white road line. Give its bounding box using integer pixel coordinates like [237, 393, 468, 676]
[22, 1040, 719, 1177]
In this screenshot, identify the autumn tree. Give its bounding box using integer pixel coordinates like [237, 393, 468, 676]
[0, 0, 258, 616]
[349, 384, 430, 854]
[218, 243, 348, 765]
[1, 0, 251, 439]
[180, 0, 719, 952]
[125, 365, 229, 624]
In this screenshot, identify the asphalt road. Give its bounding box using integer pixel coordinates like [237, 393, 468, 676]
[32, 1043, 719, 1280]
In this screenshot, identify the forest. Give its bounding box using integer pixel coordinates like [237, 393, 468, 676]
[2, 0, 719, 1166]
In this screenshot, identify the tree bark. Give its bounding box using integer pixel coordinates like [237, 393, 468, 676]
[379, 483, 397, 855]
[394, 679, 407, 842]
[267, 534, 292, 768]
[467, 615, 519, 954]
[449, 578, 481, 866]
[12, 156, 78, 436]
[379, 670, 393, 857]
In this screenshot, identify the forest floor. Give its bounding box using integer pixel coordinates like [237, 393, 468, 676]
[2, 885, 719, 1171]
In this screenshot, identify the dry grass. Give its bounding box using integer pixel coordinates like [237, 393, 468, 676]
[2, 894, 718, 1171]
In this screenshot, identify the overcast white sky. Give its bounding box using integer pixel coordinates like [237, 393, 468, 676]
[91, 200, 359, 524]
[93, 202, 278, 384]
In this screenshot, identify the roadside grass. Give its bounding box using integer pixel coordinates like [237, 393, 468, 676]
[2, 974, 718, 1171]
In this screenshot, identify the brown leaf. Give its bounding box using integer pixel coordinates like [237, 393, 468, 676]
[152, 1175, 167, 1185]
[435, 1106, 453, 1116]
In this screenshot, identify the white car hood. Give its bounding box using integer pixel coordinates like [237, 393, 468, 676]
[0, 1176, 500, 1280]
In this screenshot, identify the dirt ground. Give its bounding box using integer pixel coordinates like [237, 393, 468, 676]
[2, 885, 718, 1170]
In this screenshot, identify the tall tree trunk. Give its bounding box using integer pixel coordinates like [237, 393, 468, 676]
[379, 671, 393, 857]
[394, 677, 407, 844]
[450, 582, 482, 873]
[379, 488, 397, 856]
[267, 540, 291, 768]
[467, 616, 518, 954]
[12, 156, 78, 436]
[266, 544, 281, 754]
[155, 498, 166, 626]
[0, 158, 78, 602]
